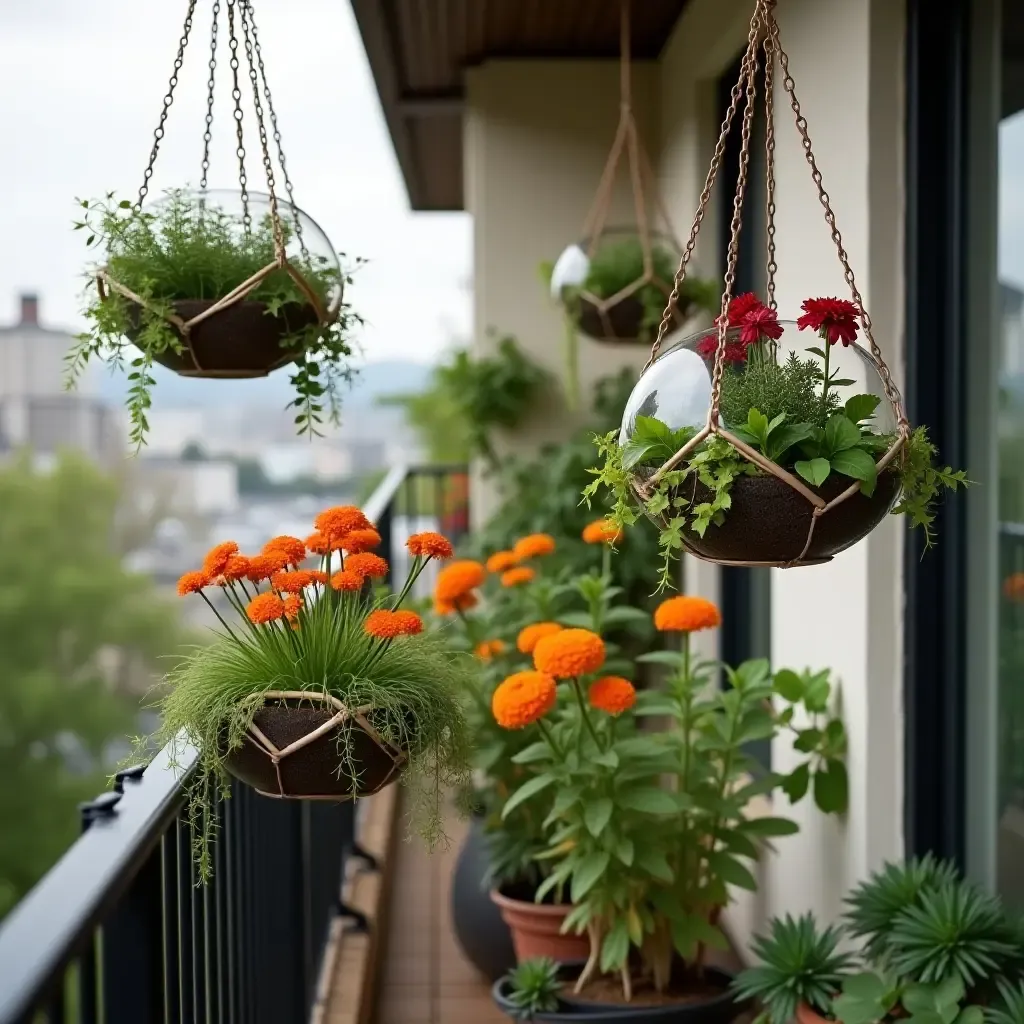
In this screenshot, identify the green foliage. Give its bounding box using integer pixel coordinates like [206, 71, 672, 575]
[621, 415, 695, 472]
[720, 352, 839, 428]
[0, 454, 190, 919]
[506, 958, 562, 1020]
[732, 914, 855, 1023]
[70, 191, 361, 447]
[988, 980, 1024, 1024]
[894, 427, 971, 550]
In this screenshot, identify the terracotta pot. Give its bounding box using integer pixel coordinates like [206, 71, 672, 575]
[576, 292, 691, 344]
[640, 469, 900, 566]
[126, 298, 320, 378]
[489, 888, 590, 963]
[796, 1003, 832, 1024]
[222, 691, 406, 801]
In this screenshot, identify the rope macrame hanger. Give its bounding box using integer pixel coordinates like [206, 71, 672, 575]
[633, 0, 911, 568]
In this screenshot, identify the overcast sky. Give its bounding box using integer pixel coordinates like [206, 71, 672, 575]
[0, 0, 471, 365]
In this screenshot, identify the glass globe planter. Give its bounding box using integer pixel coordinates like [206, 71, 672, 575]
[101, 188, 343, 378]
[619, 320, 905, 566]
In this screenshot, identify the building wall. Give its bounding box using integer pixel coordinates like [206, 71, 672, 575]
[658, 0, 907, 948]
[463, 59, 670, 524]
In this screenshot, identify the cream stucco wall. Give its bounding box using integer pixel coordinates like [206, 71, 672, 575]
[464, 60, 671, 525]
[658, 0, 907, 950]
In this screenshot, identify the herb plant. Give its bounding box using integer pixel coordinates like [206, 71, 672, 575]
[70, 191, 362, 447]
[505, 958, 562, 1020]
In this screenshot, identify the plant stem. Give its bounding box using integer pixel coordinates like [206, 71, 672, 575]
[536, 717, 564, 760]
[391, 554, 426, 609]
[200, 592, 241, 642]
[570, 678, 603, 752]
[601, 543, 611, 584]
[820, 330, 831, 424]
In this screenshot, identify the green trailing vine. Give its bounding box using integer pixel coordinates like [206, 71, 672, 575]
[70, 190, 362, 448]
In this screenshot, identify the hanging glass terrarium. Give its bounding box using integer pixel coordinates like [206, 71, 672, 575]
[585, 0, 967, 584]
[70, 0, 357, 446]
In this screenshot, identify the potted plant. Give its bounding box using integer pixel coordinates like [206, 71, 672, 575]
[69, 188, 360, 448]
[488, 593, 849, 1019]
[586, 294, 968, 587]
[157, 509, 469, 877]
[732, 856, 1024, 1023]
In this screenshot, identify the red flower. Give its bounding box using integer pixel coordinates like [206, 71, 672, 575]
[739, 306, 783, 344]
[715, 292, 764, 327]
[797, 296, 861, 347]
[696, 335, 747, 364]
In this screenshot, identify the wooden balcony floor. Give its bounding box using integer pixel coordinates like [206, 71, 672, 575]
[374, 808, 505, 1024]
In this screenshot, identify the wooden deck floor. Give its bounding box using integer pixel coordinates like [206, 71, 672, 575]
[373, 809, 505, 1024]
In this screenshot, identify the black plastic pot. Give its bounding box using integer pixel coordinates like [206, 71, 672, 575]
[492, 964, 744, 1022]
[450, 817, 517, 982]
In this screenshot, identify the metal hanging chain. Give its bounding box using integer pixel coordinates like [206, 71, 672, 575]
[136, 0, 198, 209]
[644, 3, 764, 371]
[239, 0, 285, 259]
[708, 4, 762, 420]
[242, 0, 307, 260]
[765, 6, 908, 429]
[762, 27, 778, 310]
[199, 0, 221, 191]
[225, 0, 251, 230]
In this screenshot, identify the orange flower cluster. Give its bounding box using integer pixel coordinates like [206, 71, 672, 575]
[516, 622, 563, 654]
[346, 553, 389, 579]
[486, 550, 519, 574]
[176, 571, 207, 597]
[533, 628, 605, 679]
[271, 570, 317, 593]
[364, 609, 424, 639]
[582, 519, 623, 546]
[203, 541, 239, 578]
[342, 529, 382, 554]
[247, 592, 285, 625]
[654, 596, 721, 633]
[315, 506, 372, 543]
[407, 532, 455, 560]
[513, 534, 556, 560]
[282, 594, 303, 623]
[246, 555, 282, 583]
[330, 569, 364, 592]
[1004, 573, 1024, 602]
[305, 531, 331, 556]
[475, 639, 506, 661]
[434, 593, 479, 616]
[263, 535, 306, 566]
[435, 560, 486, 604]
[588, 676, 636, 715]
[501, 567, 535, 588]
[492, 671, 557, 729]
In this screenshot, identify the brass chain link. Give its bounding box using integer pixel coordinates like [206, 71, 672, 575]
[763, 28, 778, 311]
[136, 0, 198, 209]
[244, 1, 308, 259]
[225, 0, 251, 231]
[643, 3, 764, 372]
[199, 0, 221, 192]
[239, 0, 284, 258]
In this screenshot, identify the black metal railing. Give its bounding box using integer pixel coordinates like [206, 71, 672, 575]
[0, 464, 469, 1024]
[999, 521, 1024, 814]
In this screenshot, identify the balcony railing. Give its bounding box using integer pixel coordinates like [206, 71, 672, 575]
[0, 464, 470, 1024]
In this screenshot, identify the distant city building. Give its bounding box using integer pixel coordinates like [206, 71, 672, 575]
[0, 293, 122, 465]
[134, 456, 240, 517]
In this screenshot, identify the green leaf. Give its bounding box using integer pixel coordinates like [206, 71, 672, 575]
[825, 413, 863, 454]
[511, 742, 553, 765]
[708, 852, 758, 891]
[601, 606, 651, 627]
[747, 408, 770, 445]
[557, 611, 597, 629]
[739, 816, 801, 838]
[616, 787, 679, 815]
[845, 393, 882, 423]
[671, 914, 728, 959]
[773, 668, 805, 702]
[584, 799, 614, 837]
[571, 851, 610, 902]
[796, 458, 831, 487]
[636, 651, 686, 667]
[501, 774, 557, 819]
[600, 918, 631, 972]
[634, 845, 674, 883]
[592, 749, 620, 769]
[831, 447, 878, 490]
[614, 835, 635, 866]
[793, 727, 823, 753]
[806, 346, 828, 358]
[781, 763, 811, 803]
[813, 760, 849, 814]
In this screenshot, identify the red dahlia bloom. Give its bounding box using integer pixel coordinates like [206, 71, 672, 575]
[739, 305, 784, 344]
[715, 292, 764, 327]
[797, 296, 861, 346]
[696, 335, 747, 363]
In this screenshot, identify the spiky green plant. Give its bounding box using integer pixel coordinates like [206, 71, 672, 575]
[733, 914, 855, 1024]
[988, 980, 1024, 1024]
[505, 958, 562, 1020]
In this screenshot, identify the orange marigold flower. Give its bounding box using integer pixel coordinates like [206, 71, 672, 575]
[512, 533, 556, 560]
[342, 528, 382, 554]
[433, 592, 479, 616]
[364, 609, 417, 639]
[1004, 572, 1024, 602]
[407, 531, 455, 560]
[245, 555, 280, 583]
[391, 610, 424, 635]
[262, 535, 306, 566]
[219, 554, 251, 583]
[582, 519, 624, 546]
[533, 628, 606, 679]
[315, 506, 372, 542]
[475, 639, 506, 661]
[588, 676, 637, 715]
[202, 541, 239, 577]
[309, 570, 329, 585]
[435, 560, 486, 602]
[246, 592, 285, 625]
[271, 570, 317, 594]
[486, 550, 519, 573]
[517, 622, 563, 654]
[501, 567, 535, 588]
[305, 531, 331, 556]
[492, 671, 557, 729]
[282, 594, 303, 622]
[346, 553, 389, 579]
[176, 570, 208, 596]
[331, 570, 364, 592]
[654, 595, 722, 633]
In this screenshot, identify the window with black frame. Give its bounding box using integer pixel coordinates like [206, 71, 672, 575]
[717, 53, 773, 769]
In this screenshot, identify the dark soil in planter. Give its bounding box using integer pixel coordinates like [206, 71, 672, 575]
[642, 468, 900, 565]
[222, 698, 404, 800]
[576, 293, 690, 344]
[126, 298, 319, 377]
[566, 968, 733, 1010]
